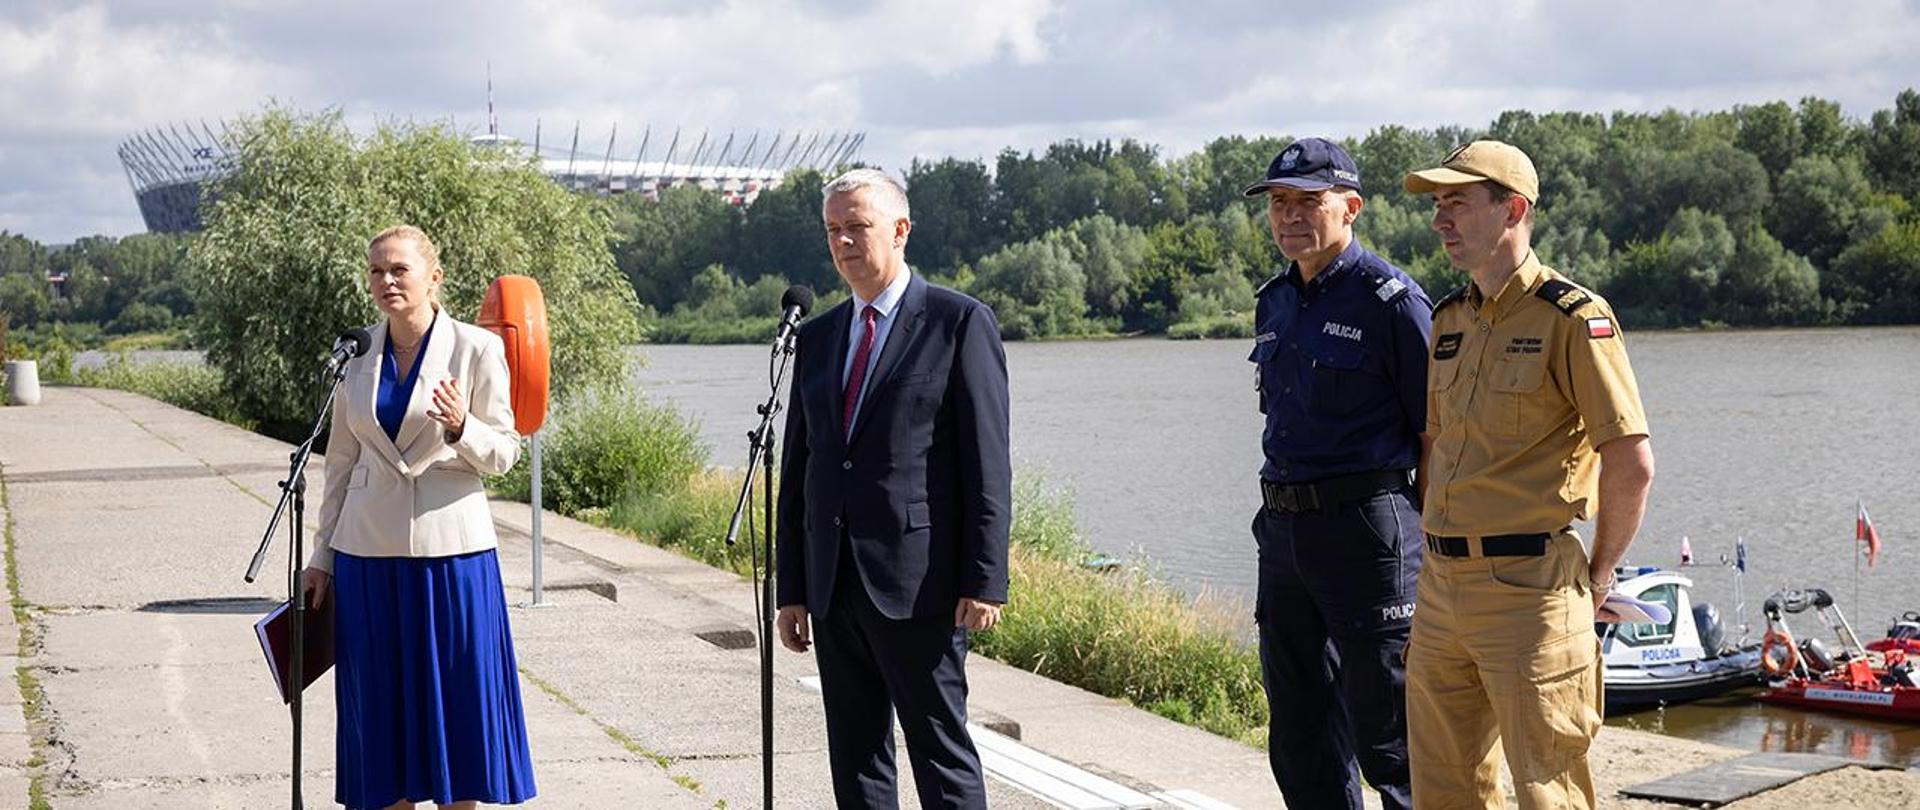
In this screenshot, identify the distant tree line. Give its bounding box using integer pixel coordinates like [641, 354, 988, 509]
[0, 231, 194, 344]
[5, 90, 1918, 348]
[622, 89, 1920, 339]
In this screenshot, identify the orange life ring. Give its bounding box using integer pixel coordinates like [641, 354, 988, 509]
[477, 275, 551, 435]
[1761, 629, 1800, 678]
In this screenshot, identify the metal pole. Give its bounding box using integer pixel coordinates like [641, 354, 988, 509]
[531, 430, 545, 606]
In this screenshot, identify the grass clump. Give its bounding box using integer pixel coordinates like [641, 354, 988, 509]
[491, 389, 708, 514]
[608, 469, 759, 573]
[975, 477, 1269, 747]
[71, 355, 255, 429]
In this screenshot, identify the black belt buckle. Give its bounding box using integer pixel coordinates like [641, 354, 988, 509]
[1261, 480, 1320, 514]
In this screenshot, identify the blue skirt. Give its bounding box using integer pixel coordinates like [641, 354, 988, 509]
[333, 549, 537, 808]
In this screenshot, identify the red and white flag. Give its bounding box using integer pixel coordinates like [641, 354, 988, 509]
[1857, 501, 1883, 568]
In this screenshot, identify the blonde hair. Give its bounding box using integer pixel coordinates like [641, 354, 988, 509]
[368, 224, 444, 302]
[369, 224, 442, 272]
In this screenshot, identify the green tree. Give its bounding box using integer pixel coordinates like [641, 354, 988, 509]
[0, 273, 51, 329]
[1827, 220, 1920, 323]
[0, 232, 47, 285]
[1610, 209, 1736, 327]
[1355, 195, 1442, 277]
[1173, 135, 1293, 215]
[192, 107, 641, 438]
[905, 158, 997, 273]
[609, 184, 738, 311]
[970, 233, 1094, 339]
[1535, 222, 1616, 290]
[107, 301, 177, 334]
[735, 168, 834, 292]
[1862, 89, 1920, 201]
[1713, 225, 1824, 325]
[1769, 155, 1874, 268]
[1066, 214, 1149, 319]
[1734, 100, 1805, 180]
[1797, 97, 1851, 160]
[1350, 124, 1453, 211]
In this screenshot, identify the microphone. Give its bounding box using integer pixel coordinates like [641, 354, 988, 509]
[773, 285, 814, 348]
[323, 327, 373, 378]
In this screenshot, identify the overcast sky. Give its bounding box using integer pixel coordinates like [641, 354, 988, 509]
[5, 0, 1919, 243]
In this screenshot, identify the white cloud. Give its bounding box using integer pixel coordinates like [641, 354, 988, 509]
[1, 0, 1917, 241]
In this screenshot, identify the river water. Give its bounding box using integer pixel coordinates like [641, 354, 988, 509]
[633, 327, 1920, 767]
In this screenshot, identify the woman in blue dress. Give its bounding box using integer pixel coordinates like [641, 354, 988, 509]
[301, 224, 536, 809]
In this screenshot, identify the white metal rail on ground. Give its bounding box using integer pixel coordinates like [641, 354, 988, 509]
[795, 676, 1240, 810]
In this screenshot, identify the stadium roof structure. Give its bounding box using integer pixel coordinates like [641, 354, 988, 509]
[117, 121, 865, 234]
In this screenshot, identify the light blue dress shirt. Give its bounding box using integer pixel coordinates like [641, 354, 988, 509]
[841, 269, 912, 433]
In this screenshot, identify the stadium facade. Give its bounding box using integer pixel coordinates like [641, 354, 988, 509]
[117, 122, 865, 234]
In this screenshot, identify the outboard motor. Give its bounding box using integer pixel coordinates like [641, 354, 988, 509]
[1888, 613, 1920, 643]
[1800, 637, 1837, 674]
[1694, 602, 1726, 656]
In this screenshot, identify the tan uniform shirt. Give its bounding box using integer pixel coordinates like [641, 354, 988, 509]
[1422, 253, 1649, 537]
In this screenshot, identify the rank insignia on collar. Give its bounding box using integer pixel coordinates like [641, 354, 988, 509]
[1586, 317, 1616, 339]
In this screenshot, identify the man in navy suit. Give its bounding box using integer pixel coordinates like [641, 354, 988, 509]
[776, 168, 1012, 809]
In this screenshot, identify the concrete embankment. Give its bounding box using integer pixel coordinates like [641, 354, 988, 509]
[1, 386, 1913, 808]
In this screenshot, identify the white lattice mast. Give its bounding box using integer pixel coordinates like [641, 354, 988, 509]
[487, 62, 498, 138]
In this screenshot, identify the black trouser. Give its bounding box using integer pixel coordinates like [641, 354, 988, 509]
[813, 550, 986, 810]
[1252, 487, 1421, 810]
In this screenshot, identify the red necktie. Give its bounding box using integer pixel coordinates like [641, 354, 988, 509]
[842, 305, 879, 435]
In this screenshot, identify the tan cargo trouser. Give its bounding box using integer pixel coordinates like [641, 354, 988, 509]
[1405, 530, 1602, 810]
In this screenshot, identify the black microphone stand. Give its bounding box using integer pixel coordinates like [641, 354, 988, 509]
[244, 353, 354, 810]
[724, 321, 799, 810]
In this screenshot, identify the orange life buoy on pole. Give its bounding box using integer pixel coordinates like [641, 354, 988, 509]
[1761, 628, 1800, 678]
[477, 275, 551, 435]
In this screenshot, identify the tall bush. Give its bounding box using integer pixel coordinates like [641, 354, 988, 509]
[191, 107, 641, 438]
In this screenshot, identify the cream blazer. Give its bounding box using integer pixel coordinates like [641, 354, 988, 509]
[308, 309, 520, 573]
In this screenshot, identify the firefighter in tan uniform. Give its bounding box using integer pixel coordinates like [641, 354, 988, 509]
[1400, 141, 1657, 810]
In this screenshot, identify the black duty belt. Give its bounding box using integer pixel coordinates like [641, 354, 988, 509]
[1424, 532, 1551, 558]
[1260, 469, 1413, 514]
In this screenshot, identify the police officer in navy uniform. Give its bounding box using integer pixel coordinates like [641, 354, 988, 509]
[1244, 137, 1432, 810]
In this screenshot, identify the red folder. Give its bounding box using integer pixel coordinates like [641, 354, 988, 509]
[254, 598, 335, 703]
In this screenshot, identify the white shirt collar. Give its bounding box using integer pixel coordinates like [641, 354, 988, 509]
[852, 269, 911, 320]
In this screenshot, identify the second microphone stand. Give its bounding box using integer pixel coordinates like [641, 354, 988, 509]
[724, 327, 799, 810]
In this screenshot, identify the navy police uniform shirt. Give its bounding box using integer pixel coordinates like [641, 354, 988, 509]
[1249, 240, 1433, 483]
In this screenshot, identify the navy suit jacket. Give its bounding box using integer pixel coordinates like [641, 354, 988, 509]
[776, 274, 1012, 621]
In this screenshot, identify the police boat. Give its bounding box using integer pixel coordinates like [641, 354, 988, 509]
[1600, 566, 1763, 714]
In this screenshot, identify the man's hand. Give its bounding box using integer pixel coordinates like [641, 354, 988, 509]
[1589, 565, 1616, 619]
[955, 597, 1003, 632]
[776, 605, 812, 652]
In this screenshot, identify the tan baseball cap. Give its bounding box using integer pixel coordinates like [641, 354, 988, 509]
[1403, 140, 1539, 203]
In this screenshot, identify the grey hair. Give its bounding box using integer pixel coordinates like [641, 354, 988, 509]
[821, 168, 911, 222]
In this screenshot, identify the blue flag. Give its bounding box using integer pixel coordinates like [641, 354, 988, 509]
[1735, 537, 1748, 573]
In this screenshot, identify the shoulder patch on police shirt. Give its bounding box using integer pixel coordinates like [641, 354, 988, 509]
[1534, 279, 1593, 316]
[1352, 263, 1412, 306]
